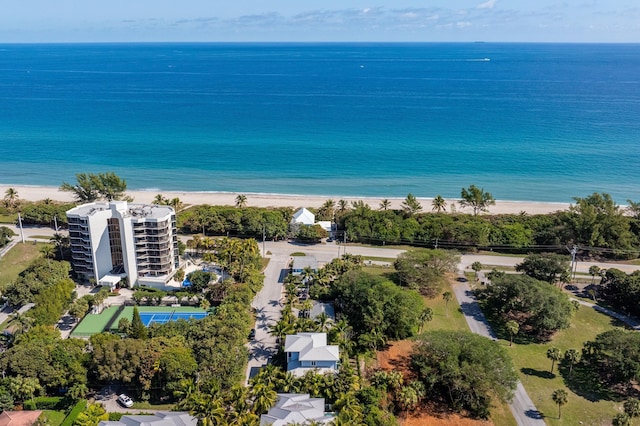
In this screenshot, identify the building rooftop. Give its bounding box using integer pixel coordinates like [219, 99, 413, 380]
[292, 256, 318, 273]
[0, 411, 43, 426]
[260, 394, 334, 426]
[291, 208, 315, 225]
[99, 412, 196, 426]
[284, 332, 339, 362]
[67, 201, 174, 220]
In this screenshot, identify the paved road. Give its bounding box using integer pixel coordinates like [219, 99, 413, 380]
[245, 251, 288, 383]
[452, 272, 546, 426]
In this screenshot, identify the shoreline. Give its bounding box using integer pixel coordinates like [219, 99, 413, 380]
[0, 184, 571, 215]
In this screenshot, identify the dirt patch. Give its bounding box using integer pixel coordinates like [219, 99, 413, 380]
[377, 339, 415, 375]
[377, 341, 493, 426]
[402, 412, 493, 426]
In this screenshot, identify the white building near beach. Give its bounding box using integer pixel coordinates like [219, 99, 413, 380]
[66, 201, 179, 289]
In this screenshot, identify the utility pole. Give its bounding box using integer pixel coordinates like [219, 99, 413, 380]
[262, 225, 266, 257]
[343, 231, 347, 256]
[568, 245, 578, 281]
[18, 213, 25, 243]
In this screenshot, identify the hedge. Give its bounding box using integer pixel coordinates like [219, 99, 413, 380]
[60, 399, 87, 426]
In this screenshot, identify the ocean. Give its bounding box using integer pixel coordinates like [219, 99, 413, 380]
[0, 42, 639, 203]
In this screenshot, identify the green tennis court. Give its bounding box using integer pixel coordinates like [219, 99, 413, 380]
[70, 306, 208, 338]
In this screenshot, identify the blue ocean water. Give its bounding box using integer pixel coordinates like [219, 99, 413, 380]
[0, 42, 639, 203]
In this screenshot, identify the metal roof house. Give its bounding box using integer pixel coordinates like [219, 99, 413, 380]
[291, 208, 315, 226]
[284, 332, 339, 377]
[260, 394, 335, 425]
[99, 412, 196, 426]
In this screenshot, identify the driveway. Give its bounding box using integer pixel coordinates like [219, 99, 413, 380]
[452, 272, 546, 426]
[245, 251, 289, 383]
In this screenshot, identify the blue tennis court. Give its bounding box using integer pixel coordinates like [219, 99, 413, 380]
[139, 311, 208, 326]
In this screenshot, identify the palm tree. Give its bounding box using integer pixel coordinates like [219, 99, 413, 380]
[379, 199, 391, 211]
[196, 396, 226, 426]
[235, 194, 248, 208]
[627, 199, 640, 219]
[317, 199, 336, 221]
[250, 382, 277, 415]
[401, 193, 422, 216]
[153, 194, 167, 204]
[442, 291, 452, 317]
[3, 187, 19, 209]
[506, 320, 519, 347]
[270, 320, 293, 347]
[337, 199, 350, 215]
[552, 389, 568, 419]
[589, 265, 601, 285]
[314, 312, 333, 332]
[432, 195, 446, 213]
[547, 347, 562, 373]
[418, 307, 433, 333]
[50, 233, 69, 259]
[169, 197, 184, 212]
[9, 312, 34, 335]
[564, 349, 581, 376]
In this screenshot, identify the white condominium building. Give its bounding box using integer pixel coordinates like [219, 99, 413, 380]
[66, 201, 179, 288]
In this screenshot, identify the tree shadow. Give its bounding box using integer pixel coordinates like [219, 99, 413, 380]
[558, 362, 617, 402]
[521, 367, 555, 380]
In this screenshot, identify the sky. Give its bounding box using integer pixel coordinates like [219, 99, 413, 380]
[1, 0, 639, 43]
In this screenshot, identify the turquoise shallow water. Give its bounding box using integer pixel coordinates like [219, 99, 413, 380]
[0, 43, 639, 203]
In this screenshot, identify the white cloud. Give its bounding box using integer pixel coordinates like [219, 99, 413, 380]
[477, 0, 497, 10]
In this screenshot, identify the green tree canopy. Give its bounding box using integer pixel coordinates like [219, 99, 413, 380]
[333, 271, 424, 345]
[566, 192, 635, 257]
[393, 249, 460, 297]
[410, 330, 518, 419]
[459, 185, 495, 215]
[515, 253, 570, 284]
[481, 274, 573, 341]
[60, 172, 129, 202]
[582, 329, 640, 390]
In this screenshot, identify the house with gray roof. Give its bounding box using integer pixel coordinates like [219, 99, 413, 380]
[260, 393, 335, 425]
[98, 412, 196, 426]
[284, 332, 339, 377]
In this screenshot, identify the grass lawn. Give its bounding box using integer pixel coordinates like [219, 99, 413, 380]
[496, 304, 627, 425]
[0, 213, 17, 224]
[41, 410, 67, 426]
[0, 241, 43, 288]
[131, 402, 175, 410]
[362, 255, 396, 262]
[422, 278, 469, 333]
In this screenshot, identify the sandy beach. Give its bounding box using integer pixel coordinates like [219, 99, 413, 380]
[0, 184, 571, 215]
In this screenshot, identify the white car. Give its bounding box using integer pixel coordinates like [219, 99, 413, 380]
[117, 394, 134, 408]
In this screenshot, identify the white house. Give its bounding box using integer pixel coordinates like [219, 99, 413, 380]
[260, 394, 335, 426]
[284, 332, 339, 377]
[99, 412, 196, 426]
[66, 201, 179, 289]
[291, 208, 315, 226]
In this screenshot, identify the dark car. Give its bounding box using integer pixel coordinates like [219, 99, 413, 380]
[248, 329, 256, 340]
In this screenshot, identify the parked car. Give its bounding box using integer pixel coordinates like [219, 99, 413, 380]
[248, 329, 256, 340]
[117, 394, 134, 408]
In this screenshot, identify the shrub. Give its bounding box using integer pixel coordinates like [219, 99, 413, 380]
[60, 400, 86, 426]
